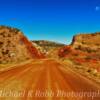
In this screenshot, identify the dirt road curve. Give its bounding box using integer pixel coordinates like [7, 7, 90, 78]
[0, 59, 100, 100]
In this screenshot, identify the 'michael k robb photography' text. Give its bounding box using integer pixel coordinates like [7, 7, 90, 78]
[0, 89, 100, 99]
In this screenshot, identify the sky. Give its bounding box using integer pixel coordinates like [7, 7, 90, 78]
[0, 0, 100, 44]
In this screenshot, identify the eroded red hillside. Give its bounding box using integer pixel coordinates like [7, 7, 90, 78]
[58, 33, 100, 73]
[58, 45, 86, 57]
[20, 36, 45, 59]
[0, 26, 45, 63]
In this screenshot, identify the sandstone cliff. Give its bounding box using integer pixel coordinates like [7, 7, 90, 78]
[71, 32, 100, 53]
[0, 26, 44, 63]
[58, 32, 100, 60]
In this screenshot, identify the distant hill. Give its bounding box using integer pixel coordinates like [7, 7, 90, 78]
[32, 40, 65, 47]
[32, 40, 65, 55]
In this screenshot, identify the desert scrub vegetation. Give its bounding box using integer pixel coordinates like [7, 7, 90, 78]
[61, 58, 100, 83]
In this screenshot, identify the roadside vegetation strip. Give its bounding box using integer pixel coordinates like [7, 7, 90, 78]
[0, 59, 33, 72]
[58, 62, 100, 90]
[60, 59, 100, 85]
[0, 58, 47, 72]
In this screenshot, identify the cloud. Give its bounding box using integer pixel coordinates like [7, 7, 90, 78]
[95, 6, 100, 11]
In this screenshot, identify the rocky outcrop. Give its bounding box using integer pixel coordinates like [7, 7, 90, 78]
[58, 32, 100, 61]
[31, 42, 46, 55]
[0, 26, 44, 63]
[71, 32, 100, 53]
[21, 36, 44, 59]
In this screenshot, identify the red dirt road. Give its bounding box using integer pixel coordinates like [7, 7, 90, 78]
[0, 59, 100, 100]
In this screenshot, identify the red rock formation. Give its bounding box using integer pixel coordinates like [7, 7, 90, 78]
[0, 26, 44, 63]
[71, 32, 100, 53]
[59, 32, 100, 58]
[59, 45, 82, 57]
[20, 36, 45, 59]
[58, 46, 72, 57]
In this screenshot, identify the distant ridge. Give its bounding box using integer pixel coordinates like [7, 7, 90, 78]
[32, 40, 65, 47]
